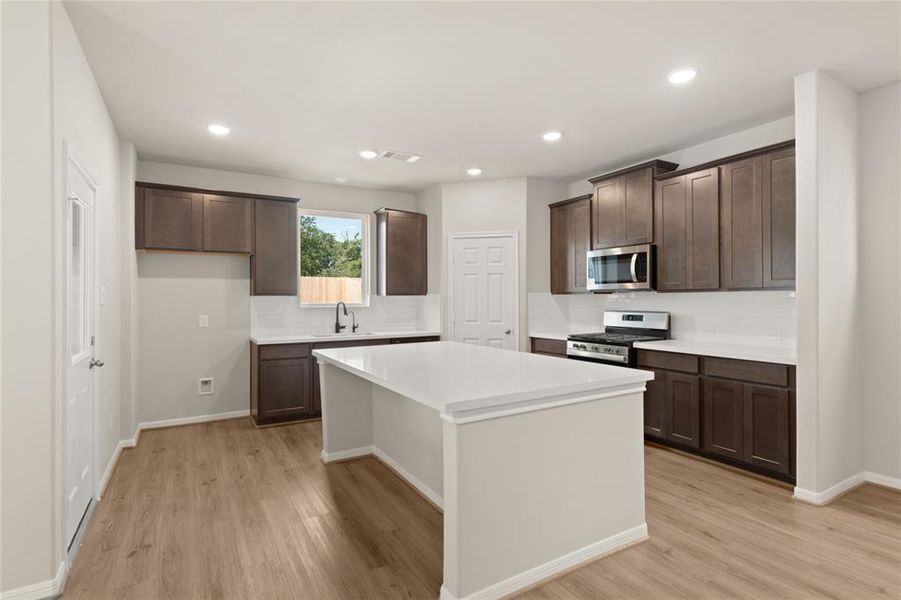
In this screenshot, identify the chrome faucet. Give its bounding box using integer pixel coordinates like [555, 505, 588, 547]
[335, 302, 348, 333]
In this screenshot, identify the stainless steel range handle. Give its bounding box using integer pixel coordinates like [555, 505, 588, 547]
[630, 253, 639, 283]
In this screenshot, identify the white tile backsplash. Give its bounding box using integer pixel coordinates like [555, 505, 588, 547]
[251, 294, 437, 336]
[529, 290, 797, 347]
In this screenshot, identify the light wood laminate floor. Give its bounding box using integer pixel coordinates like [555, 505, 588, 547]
[64, 418, 900, 599]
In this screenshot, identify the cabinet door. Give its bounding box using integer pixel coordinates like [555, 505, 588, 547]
[203, 195, 252, 253]
[743, 384, 791, 475]
[685, 168, 720, 290]
[258, 357, 310, 422]
[570, 198, 591, 291]
[666, 373, 700, 448]
[550, 203, 571, 294]
[762, 149, 796, 289]
[703, 378, 744, 460]
[592, 177, 623, 249]
[654, 176, 688, 290]
[311, 355, 321, 414]
[643, 369, 668, 439]
[252, 199, 298, 295]
[721, 157, 763, 289]
[550, 198, 591, 294]
[622, 168, 654, 245]
[142, 187, 203, 250]
[381, 210, 427, 295]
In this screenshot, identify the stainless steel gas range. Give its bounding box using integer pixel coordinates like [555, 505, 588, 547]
[566, 311, 670, 367]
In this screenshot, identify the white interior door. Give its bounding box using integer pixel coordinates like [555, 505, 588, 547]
[450, 233, 517, 350]
[65, 158, 98, 548]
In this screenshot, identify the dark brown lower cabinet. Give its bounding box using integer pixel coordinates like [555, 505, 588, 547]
[666, 373, 701, 448]
[529, 337, 567, 358]
[703, 378, 744, 460]
[642, 369, 668, 438]
[743, 384, 791, 475]
[642, 349, 795, 482]
[252, 336, 439, 426]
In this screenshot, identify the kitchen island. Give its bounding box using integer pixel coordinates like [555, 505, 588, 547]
[313, 341, 654, 600]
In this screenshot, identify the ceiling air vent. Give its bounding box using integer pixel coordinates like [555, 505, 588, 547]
[380, 150, 422, 163]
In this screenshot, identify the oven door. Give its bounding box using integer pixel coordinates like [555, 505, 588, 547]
[586, 244, 654, 291]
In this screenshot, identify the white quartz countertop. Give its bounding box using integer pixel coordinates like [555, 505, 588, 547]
[250, 330, 440, 345]
[633, 339, 797, 365]
[528, 332, 569, 341]
[313, 341, 653, 416]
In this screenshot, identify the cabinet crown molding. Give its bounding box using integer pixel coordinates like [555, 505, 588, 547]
[587, 159, 679, 184]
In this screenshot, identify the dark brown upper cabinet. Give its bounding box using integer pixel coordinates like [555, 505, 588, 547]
[720, 144, 796, 290]
[137, 186, 204, 251]
[588, 160, 678, 250]
[549, 195, 591, 294]
[375, 208, 427, 296]
[202, 194, 252, 253]
[654, 167, 720, 291]
[762, 147, 796, 289]
[252, 198, 299, 296]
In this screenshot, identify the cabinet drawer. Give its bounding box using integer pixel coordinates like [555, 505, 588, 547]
[636, 350, 699, 374]
[703, 357, 788, 387]
[259, 343, 310, 360]
[531, 337, 567, 356]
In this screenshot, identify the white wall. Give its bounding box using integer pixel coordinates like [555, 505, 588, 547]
[52, 0, 124, 503]
[526, 178, 569, 294]
[133, 161, 427, 422]
[858, 81, 901, 482]
[530, 291, 797, 347]
[1, 1, 57, 590]
[1, 0, 125, 592]
[568, 116, 795, 197]
[794, 70, 863, 497]
[137, 253, 250, 423]
[440, 178, 530, 350]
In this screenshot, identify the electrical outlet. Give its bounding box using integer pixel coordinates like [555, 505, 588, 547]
[198, 314, 209, 328]
[198, 377, 214, 395]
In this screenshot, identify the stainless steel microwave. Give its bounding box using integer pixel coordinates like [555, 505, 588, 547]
[586, 244, 655, 292]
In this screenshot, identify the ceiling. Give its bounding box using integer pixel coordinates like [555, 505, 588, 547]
[65, 1, 899, 192]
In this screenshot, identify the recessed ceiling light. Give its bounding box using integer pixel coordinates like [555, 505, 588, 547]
[207, 123, 231, 136]
[667, 68, 697, 85]
[406, 155, 422, 163]
[334, 177, 349, 184]
[359, 150, 378, 159]
[467, 168, 482, 176]
[542, 131, 563, 142]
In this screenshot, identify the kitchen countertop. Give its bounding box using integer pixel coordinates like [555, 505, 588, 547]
[633, 339, 797, 365]
[250, 330, 440, 345]
[528, 332, 569, 341]
[313, 341, 652, 415]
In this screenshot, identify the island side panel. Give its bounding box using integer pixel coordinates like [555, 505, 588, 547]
[319, 362, 374, 462]
[372, 384, 445, 507]
[441, 391, 647, 599]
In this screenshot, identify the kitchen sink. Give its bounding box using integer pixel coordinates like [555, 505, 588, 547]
[311, 332, 373, 337]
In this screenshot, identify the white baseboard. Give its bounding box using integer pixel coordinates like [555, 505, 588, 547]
[371, 446, 444, 510]
[439, 523, 648, 600]
[97, 440, 127, 499]
[1, 560, 66, 600]
[794, 472, 868, 505]
[320, 445, 445, 510]
[136, 409, 249, 432]
[320, 446, 373, 463]
[864, 471, 901, 491]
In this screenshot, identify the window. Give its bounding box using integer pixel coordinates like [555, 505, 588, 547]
[298, 209, 369, 306]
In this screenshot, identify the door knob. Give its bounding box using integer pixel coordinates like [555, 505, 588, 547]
[504, 329, 512, 334]
[89, 358, 105, 369]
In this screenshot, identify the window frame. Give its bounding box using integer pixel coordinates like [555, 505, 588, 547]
[297, 207, 371, 308]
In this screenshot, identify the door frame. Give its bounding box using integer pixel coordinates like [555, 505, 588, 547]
[446, 230, 520, 351]
[55, 141, 102, 563]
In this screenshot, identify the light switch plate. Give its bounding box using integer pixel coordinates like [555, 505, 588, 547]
[198, 314, 209, 328]
[198, 377, 214, 395]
